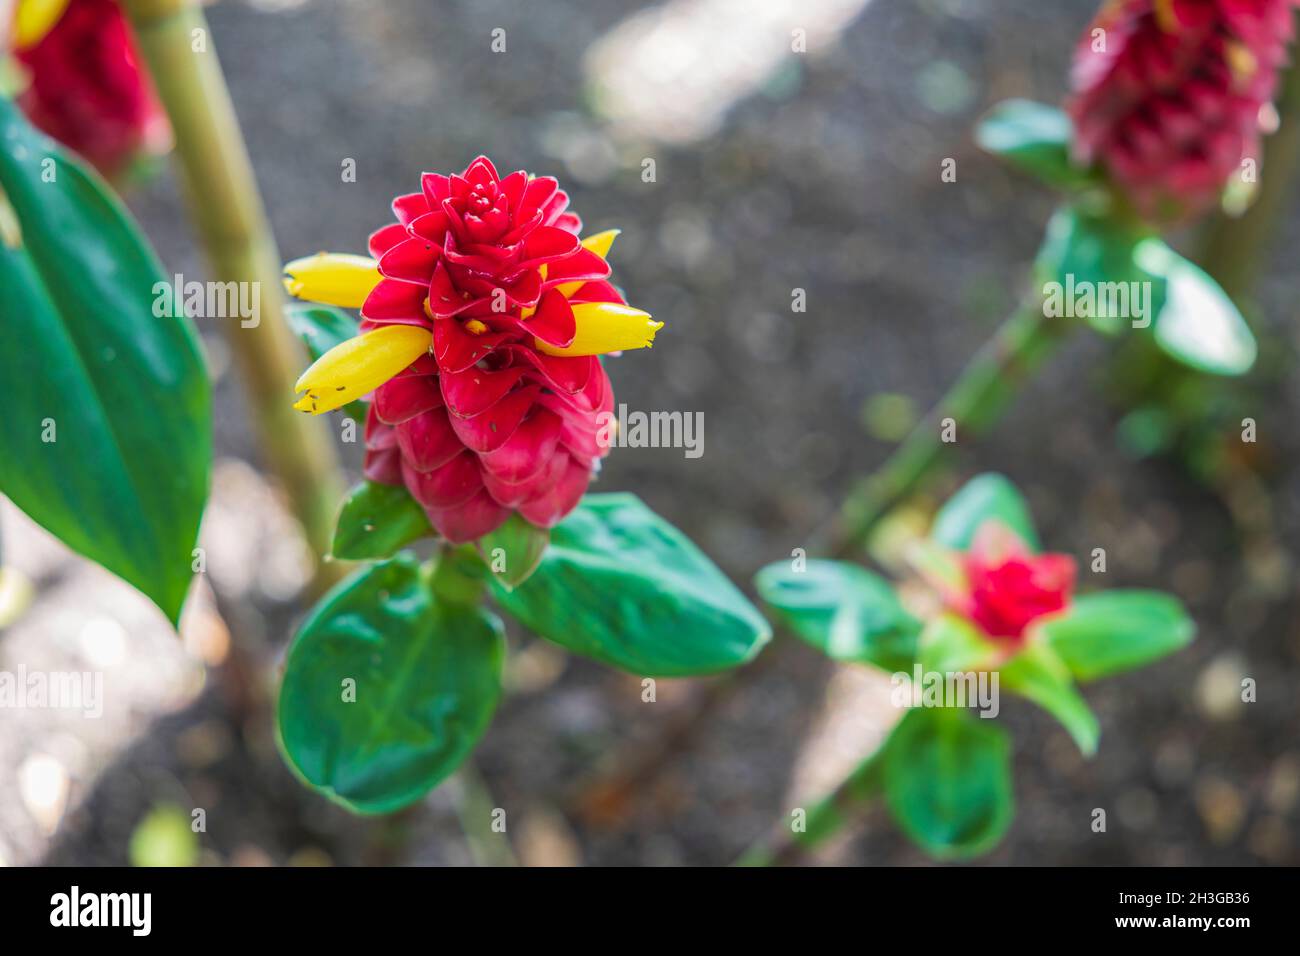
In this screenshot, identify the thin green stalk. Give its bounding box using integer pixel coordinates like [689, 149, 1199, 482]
[121, 0, 345, 589]
[834, 297, 1073, 553]
[454, 762, 519, 867]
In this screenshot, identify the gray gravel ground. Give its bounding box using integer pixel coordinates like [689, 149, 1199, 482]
[11, 0, 1300, 865]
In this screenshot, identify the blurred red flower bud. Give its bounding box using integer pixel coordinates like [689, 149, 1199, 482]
[13, 0, 170, 177]
[1068, 0, 1298, 223]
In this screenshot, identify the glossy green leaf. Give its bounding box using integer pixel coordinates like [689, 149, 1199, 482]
[755, 559, 919, 671]
[1040, 590, 1194, 682]
[284, 302, 367, 422]
[931, 473, 1039, 551]
[331, 480, 432, 561]
[491, 493, 771, 676]
[883, 706, 1013, 859]
[1134, 239, 1257, 376]
[0, 99, 210, 625]
[476, 512, 550, 591]
[1001, 641, 1099, 755]
[975, 99, 1089, 189]
[278, 555, 503, 814]
[1035, 206, 1161, 336]
[285, 300, 358, 357]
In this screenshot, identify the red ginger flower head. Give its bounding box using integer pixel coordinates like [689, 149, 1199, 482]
[1068, 0, 1298, 224]
[11, 0, 170, 176]
[284, 156, 662, 544]
[949, 522, 1076, 643]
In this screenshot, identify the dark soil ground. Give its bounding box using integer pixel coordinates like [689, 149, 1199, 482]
[20, 0, 1300, 865]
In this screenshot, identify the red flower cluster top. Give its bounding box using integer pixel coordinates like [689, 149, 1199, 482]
[1069, 0, 1298, 222]
[284, 156, 661, 543]
[955, 523, 1076, 643]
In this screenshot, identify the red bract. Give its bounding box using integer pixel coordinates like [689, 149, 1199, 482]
[14, 0, 170, 176]
[1068, 0, 1298, 223]
[954, 523, 1076, 642]
[361, 156, 627, 543]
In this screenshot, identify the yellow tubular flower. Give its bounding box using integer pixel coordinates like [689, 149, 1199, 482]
[293, 325, 432, 415]
[580, 228, 620, 259]
[556, 229, 620, 298]
[14, 0, 70, 49]
[523, 229, 625, 319]
[283, 253, 382, 309]
[1152, 0, 1178, 33]
[536, 302, 663, 357]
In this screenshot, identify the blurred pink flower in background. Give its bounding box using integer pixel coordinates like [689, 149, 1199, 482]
[12, 0, 170, 176]
[1069, 0, 1298, 223]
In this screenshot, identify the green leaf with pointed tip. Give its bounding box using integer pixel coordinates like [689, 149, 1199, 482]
[476, 513, 549, 591]
[0, 98, 210, 625]
[1035, 206, 1161, 336]
[331, 480, 432, 560]
[277, 555, 503, 814]
[1133, 239, 1257, 376]
[755, 559, 919, 671]
[1040, 590, 1194, 682]
[284, 301, 367, 422]
[931, 473, 1039, 552]
[1001, 640, 1099, 755]
[975, 99, 1090, 190]
[882, 707, 1013, 859]
[491, 493, 771, 676]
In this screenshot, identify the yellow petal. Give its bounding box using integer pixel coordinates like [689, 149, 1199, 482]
[581, 229, 620, 259]
[283, 253, 381, 309]
[1224, 40, 1258, 83]
[293, 325, 432, 415]
[1152, 0, 1177, 32]
[14, 0, 70, 49]
[535, 303, 662, 357]
[557, 229, 621, 298]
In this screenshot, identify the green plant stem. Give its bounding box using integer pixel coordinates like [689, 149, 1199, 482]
[833, 297, 1072, 553]
[738, 748, 885, 866]
[454, 762, 519, 867]
[121, 0, 345, 589]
